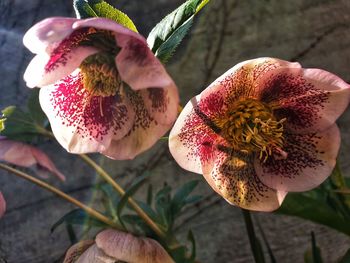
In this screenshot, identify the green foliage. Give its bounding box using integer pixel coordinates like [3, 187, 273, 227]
[0, 90, 48, 142]
[277, 167, 350, 236]
[51, 209, 108, 234]
[147, 0, 210, 63]
[73, 0, 137, 32]
[304, 232, 324, 263]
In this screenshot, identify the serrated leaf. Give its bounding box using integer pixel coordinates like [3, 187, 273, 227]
[74, 0, 137, 32]
[51, 209, 107, 233]
[277, 193, 350, 236]
[147, 0, 210, 63]
[0, 106, 46, 142]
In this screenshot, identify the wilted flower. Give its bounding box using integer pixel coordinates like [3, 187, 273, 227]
[169, 58, 350, 211]
[63, 229, 174, 263]
[23, 17, 178, 159]
[0, 138, 65, 180]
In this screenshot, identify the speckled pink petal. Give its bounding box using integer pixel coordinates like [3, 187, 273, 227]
[258, 67, 350, 133]
[203, 149, 286, 212]
[63, 240, 94, 263]
[96, 229, 174, 263]
[24, 46, 98, 88]
[39, 70, 135, 154]
[0, 139, 65, 181]
[0, 192, 6, 218]
[255, 124, 340, 192]
[169, 94, 226, 174]
[102, 89, 175, 160]
[23, 17, 78, 54]
[75, 244, 115, 263]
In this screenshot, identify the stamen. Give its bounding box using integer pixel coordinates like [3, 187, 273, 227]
[216, 98, 286, 161]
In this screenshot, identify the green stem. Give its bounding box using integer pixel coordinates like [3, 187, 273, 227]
[241, 209, 265, 263]
[79, 154, 167, 239]
[0, 163, 120, 229]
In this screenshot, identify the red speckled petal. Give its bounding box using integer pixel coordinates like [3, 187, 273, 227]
[204, 149, 286, 212]
[96, 229, 174, 263]
[23, 17, 78, 54]
[255, 124, 340, 192]
[169, 94, 226, 174]
[0, 192, 6, 218]
[39, 70, 135, 154]
[258, 68, 350, 133]
[0, 139, 65, 181]
[24, 46, 98, 88]
[102, 87, 176, 160]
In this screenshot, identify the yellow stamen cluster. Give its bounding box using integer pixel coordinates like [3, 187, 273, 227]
[80, 52, 122, 97]
[217, 98, 285, 161]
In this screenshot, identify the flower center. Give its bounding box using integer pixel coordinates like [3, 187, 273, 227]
[80, 52, 122, 97]
[217, 98, 286, 161]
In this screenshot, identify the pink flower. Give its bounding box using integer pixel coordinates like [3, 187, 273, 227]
[23, 17, 178, 159]
[0, 138, 65, 180]
[169, 58, 350, 212]
[63, 229, 174, 263]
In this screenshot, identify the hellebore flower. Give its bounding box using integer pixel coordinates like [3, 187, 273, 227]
[169, 58, 350, 211]
[0, 138, 65, 180]
[63, 229, 174, 263]
[23, 17, 178, 159]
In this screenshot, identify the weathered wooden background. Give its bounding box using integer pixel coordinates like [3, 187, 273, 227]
[0, 0, 350, 262]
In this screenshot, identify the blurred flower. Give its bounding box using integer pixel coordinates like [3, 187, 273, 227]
[63, 229, 174, 263]
[169, 58, 350, 211]
[0, 138, 65, 180]
[23, 17, 178, 159]
[0, 192, 5, 218]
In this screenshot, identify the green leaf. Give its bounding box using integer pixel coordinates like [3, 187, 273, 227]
[73, 0, 137, 32]
[277, 193, 350, 236]
[0, 106, 46, 142]
[51, 209, 107, 233]
[147, 0, 210, 63]
[65, 223, 78, 244]
[27, 89, 47, 127]
[155, 184, 173, 228]
[187, 230, 196, 261]
[116, 173, 149, 229]
[171, 180, 200, 216]
[304, 232, 323, 263]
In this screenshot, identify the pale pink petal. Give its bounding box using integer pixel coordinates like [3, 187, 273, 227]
[258, 68, 350, 133]
[255, 124, 340, 192]
[0, 192, 6, 218]
[23, 17, 78, 54]
[75, 244, 115, 263]
[204, 148, 286, 212]
[0, 139, 65, 181]
[73, 18, 144, 42]
[63, 240, 94, 263]
[24, 46, 98, 88]
[39, 71, 135, 154]
[96, 229, 174, 263]
[115, 36, 174, 90]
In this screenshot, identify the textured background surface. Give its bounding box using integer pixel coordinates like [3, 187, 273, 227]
[0, 0, 350, 262]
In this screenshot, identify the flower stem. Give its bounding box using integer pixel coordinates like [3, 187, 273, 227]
[0, 163, 120, 229]
[79, 154, 166, 239]
[241, 209, 265, 263]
